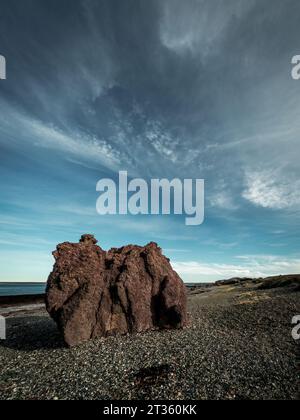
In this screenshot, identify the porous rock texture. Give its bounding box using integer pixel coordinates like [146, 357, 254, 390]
[46, 235, 188, 347]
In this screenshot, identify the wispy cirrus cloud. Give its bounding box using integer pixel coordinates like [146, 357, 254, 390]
[0, 0, 300, 283]
[160, 0, 255, 56]
[243, 170, 300, 210]
[0, 107, 123, 172]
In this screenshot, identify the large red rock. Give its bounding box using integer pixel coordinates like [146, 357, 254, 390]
[46, 235, 188, 346]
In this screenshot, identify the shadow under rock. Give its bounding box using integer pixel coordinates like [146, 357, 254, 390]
[0, 315, 65, 351]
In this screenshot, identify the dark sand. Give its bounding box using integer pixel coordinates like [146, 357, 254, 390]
[0, 283, 299, 400]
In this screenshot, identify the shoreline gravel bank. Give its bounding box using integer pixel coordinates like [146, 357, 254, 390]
[0, 284, 299, 400]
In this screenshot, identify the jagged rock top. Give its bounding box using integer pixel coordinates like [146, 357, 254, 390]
[79, 234, 98, 245]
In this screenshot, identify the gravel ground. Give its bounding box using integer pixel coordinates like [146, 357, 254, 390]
[0, 285, 299, 400]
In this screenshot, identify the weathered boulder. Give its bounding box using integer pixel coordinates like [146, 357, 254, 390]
[46, 235, 188, 346]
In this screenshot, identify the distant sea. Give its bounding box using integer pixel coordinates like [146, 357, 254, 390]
[0, 282, 211, 297]
[0, 283, 46, 297]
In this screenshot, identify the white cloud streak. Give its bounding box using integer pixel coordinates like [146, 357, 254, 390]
[173, 254, 300, 282]
[243, 170, 300, 209]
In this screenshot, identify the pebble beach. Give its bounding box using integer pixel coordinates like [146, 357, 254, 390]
[0, 283, 299, 400]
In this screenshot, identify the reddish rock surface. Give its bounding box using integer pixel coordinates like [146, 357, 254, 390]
[46, 235, 188, 346]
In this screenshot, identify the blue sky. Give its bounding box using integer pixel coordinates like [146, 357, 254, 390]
[0, 0, 300, 283]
